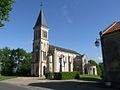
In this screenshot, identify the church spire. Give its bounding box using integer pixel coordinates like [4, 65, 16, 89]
[34, 4, 48, 28]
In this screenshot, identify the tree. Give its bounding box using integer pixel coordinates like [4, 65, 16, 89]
[0, 0, 15, 27]
[88, 60, 97, 66]
[0, 47, 14, 75]
[17, 52, 32, 76]
[0, 47, 32, 76]
[9, 48, 32, 76]
[10, 48, 27, 73]
[99, 63, 104, 78]
[10, 48, 26, 63]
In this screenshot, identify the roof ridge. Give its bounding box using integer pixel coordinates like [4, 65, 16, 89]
[49, 44, 80, 55]
[102, 22, 117, 35]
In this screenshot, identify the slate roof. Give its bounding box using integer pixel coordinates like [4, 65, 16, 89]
[102, 22, 120, 36]
[34, 9, 48, 28]
[49, 45, 80, 55]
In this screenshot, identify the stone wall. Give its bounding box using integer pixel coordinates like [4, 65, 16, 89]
[53, 49, 77, 73]
[102, 31, 120, 83]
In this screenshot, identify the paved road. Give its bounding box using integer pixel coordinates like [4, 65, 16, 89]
[0, 77, 119, 90]
[28, 80, 119, 90]
[1, 81, 118, 90]
[0, 83, 30, 90]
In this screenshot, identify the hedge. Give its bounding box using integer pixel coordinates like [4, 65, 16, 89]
[46, 71, 80, 80]
[45, 72, 54, 79]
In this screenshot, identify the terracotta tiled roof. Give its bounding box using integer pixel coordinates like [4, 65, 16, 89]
[102, 22, 120, 35]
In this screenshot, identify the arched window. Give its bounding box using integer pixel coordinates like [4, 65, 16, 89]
[68, 56, 71, 72]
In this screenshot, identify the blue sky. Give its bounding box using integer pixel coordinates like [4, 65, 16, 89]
[0, 0, 120, 63]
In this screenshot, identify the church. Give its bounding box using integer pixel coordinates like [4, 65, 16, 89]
[31, 7, 97, 77]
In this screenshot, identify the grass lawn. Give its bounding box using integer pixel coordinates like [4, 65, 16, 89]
[80, 74, 102, 81]
[0, 76, 16, 81]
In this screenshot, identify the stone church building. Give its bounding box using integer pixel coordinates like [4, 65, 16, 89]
[31, 8, 97, 77]
[100, 22, 120, 87]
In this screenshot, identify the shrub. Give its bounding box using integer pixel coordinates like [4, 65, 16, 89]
[46, 72, 54, 79]
[54, 73, 62, 80]
[100, 74, 104, 79]
[75, 73, 80, 79]
[54, 72, 80, 80]
[46, 72, 80, 80]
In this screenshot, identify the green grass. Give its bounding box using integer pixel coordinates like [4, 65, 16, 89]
[80, 74, 102, 81]
[0, 76, 16, 81]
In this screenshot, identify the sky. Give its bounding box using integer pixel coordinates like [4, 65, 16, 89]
[0, 0, 120, 63]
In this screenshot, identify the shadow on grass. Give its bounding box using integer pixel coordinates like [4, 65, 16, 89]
[28, 80, 118, 90]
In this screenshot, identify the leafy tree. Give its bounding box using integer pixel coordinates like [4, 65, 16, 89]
[99, 63, 104, 78]
[0, 47, 32, 76]
[10, 48, 26, 63]
[17, 53, 32, 76]
[10, 48, 27, 73]
[0, 47, 14, 75]
[88, 60, 97, 66]
[0, 0, 15, 27]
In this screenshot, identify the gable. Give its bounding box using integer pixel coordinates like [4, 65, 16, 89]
[102, 22, 120, 36]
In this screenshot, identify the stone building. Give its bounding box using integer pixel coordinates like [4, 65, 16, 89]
[31, 8, 97, 77]
[73, 55, 97, 75]
[100, 22, 120, 87]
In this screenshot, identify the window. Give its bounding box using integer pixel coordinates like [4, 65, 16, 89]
[42, 31, 47, 38]
[36, 30, 40, 40]
[43, 52, 46, 60]
[35, 52, 39, 62]
[68, 56, 71, 72]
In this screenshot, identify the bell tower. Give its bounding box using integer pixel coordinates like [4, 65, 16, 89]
[31, 7, 49, 77]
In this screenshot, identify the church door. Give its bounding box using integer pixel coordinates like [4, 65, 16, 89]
[43, 66, 46, 75]
[85, 68, 87, 74]
[93, 68, 95, 75]
[36, 65, 39, 76]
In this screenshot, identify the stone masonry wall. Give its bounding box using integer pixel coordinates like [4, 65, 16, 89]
[102, 31, 120, 83]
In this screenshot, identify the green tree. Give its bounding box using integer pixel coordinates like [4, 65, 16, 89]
[10, 48, 28, 73]
[0, 0, 15, 27]
[10, 48, 26, 63]
[10, 48, 26, 73]
[99, 63, 104, 78]
[0, 47, 32, 76]
[17, 53, 32, 76]
[88, 60, 97, 66]
[0, 47, 14, 75]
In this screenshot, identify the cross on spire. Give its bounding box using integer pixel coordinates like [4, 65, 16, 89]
[40, 2, 43, 8]
[34, 2, 48, 28]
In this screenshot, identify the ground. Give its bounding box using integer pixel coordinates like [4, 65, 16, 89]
[0, 83, 30, 90]
[0, 77, 119, 90]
